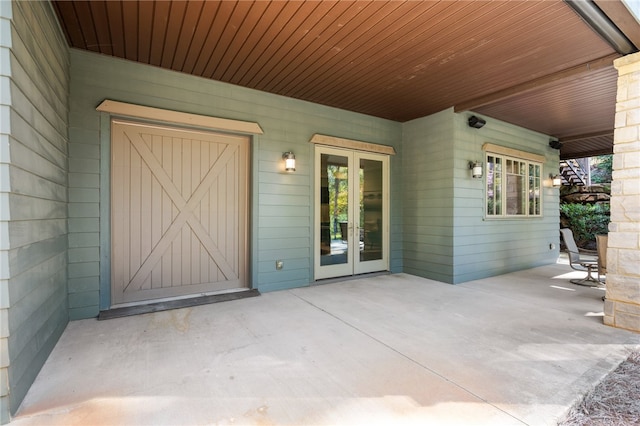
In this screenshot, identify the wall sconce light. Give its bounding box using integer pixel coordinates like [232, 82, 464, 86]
[468, 115, 486, 129]
[469, 161, 483, 179]
[283, 151, 296, 172]
[550, 174, 562, 187]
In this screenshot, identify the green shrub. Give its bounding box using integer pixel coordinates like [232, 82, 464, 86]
[560, 203, 610, 247]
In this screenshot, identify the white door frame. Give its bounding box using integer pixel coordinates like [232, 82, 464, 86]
[314, 145, 389, 280]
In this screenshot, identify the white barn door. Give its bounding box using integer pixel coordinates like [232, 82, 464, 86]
[111, 120, 248, 306]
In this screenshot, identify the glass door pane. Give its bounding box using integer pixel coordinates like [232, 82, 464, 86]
[318, 151, 352, 271]
[354, 153, 388, 275]
[359, 158, 383, 262]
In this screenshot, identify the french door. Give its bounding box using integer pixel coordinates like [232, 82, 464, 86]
[314, 146, 389, 280]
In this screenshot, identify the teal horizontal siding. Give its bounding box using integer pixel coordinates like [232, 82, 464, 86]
[8, 235, 66, 277]
[8, 219, 65, 248]
[258, 216, 310, 228]
[259, 194, 309, 206]
[67, 203, 99, 218]
[258, 238, 310, 251]
[68, 48, 402, 316]
[68, 188, 99, 203]
[257, 257, 310, 273]
[259, 227, 311, 239]
[450, 112, 559, 283]
[257, 248, 313, 262]
[9, 166, 66, 201]
[68, 276, 99, 293]
[68, 262, 99, 279]
[259, 205, 310, 217]
[8, 296, 66, 418]
[402, 109, 559, 284]
[67, 218, 98, 233]
[68, 143, 100, 159]
[7, 194, 65, 220]
[3, 0, 69, 419]
[68, 232, 99, 248]
[68, 172, 99, 188]
[5, 253, 66, 319]
[8, 136, 66, 183]
[69, 305, 99, 321]
[402, 110, 456, 282]
[68, 158, 99, 173]
[68, 247, 99, 263]
[68, 290, 99, 310]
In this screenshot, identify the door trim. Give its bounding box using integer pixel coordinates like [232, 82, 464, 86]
[354, 151, 390, 276]
[314, 147, 355, 280]
[310, 133, 396, 155]
[97, 100, 264, 135]
[314, 145, 390, 280]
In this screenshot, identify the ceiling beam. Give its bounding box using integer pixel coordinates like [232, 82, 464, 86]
[560, 147, 612, 160]
[594, 0, 640, 49]
[565, 0, 636, 54]
[559, 130, 614, 143]
[454, 53, 619, 112]
[559, 130, 614, 160]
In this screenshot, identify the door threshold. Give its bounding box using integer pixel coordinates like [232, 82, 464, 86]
[313, 271, 390, 286]
[98, 289, 260, 320]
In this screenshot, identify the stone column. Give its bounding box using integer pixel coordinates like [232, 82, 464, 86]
[604, 53, 640, 332]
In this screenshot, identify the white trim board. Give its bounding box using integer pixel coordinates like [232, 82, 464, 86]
[96, 100, 264, 135]
[482, 143, 545, 163]
[310, 133, 396, 155]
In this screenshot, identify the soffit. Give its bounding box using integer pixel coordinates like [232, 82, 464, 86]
[51, 0, 640, 158]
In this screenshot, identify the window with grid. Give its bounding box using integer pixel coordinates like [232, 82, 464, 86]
[486, 153, 541, 218]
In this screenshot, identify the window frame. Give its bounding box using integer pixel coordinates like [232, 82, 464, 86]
[484, 150, 543, 219]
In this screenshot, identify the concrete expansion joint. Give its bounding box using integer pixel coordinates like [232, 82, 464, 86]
[288, 290, 526, 425]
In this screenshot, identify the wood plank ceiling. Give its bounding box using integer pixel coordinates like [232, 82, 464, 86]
[51, 0, 640, 159]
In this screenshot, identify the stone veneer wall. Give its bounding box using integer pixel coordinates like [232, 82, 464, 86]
[604, 52, 640, 332]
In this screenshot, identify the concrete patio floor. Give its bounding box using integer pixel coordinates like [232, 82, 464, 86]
[11, 261, 640, 426]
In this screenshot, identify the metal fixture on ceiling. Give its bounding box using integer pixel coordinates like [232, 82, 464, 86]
[565, 0, 637, 54]
[549, 140, 563, 149]
[468, 116, 486, 129]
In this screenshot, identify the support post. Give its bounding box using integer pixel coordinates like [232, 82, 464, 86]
[604, 53, 640, 332]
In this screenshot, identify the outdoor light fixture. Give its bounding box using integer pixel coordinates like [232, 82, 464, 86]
[549, 140, 562, 150]
[468, 115, 486, 129]
[469, 161, 483, 179]
[283, 151, 296, 172]
[550, 174, 562, 187]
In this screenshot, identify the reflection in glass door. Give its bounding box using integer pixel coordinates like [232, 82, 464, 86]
[317, 150, 353, 278]
[315, 146, 389, 280]
[358, 157, 383, 264]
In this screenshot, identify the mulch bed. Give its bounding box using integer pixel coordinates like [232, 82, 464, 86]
[559, 349, 640, 425]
